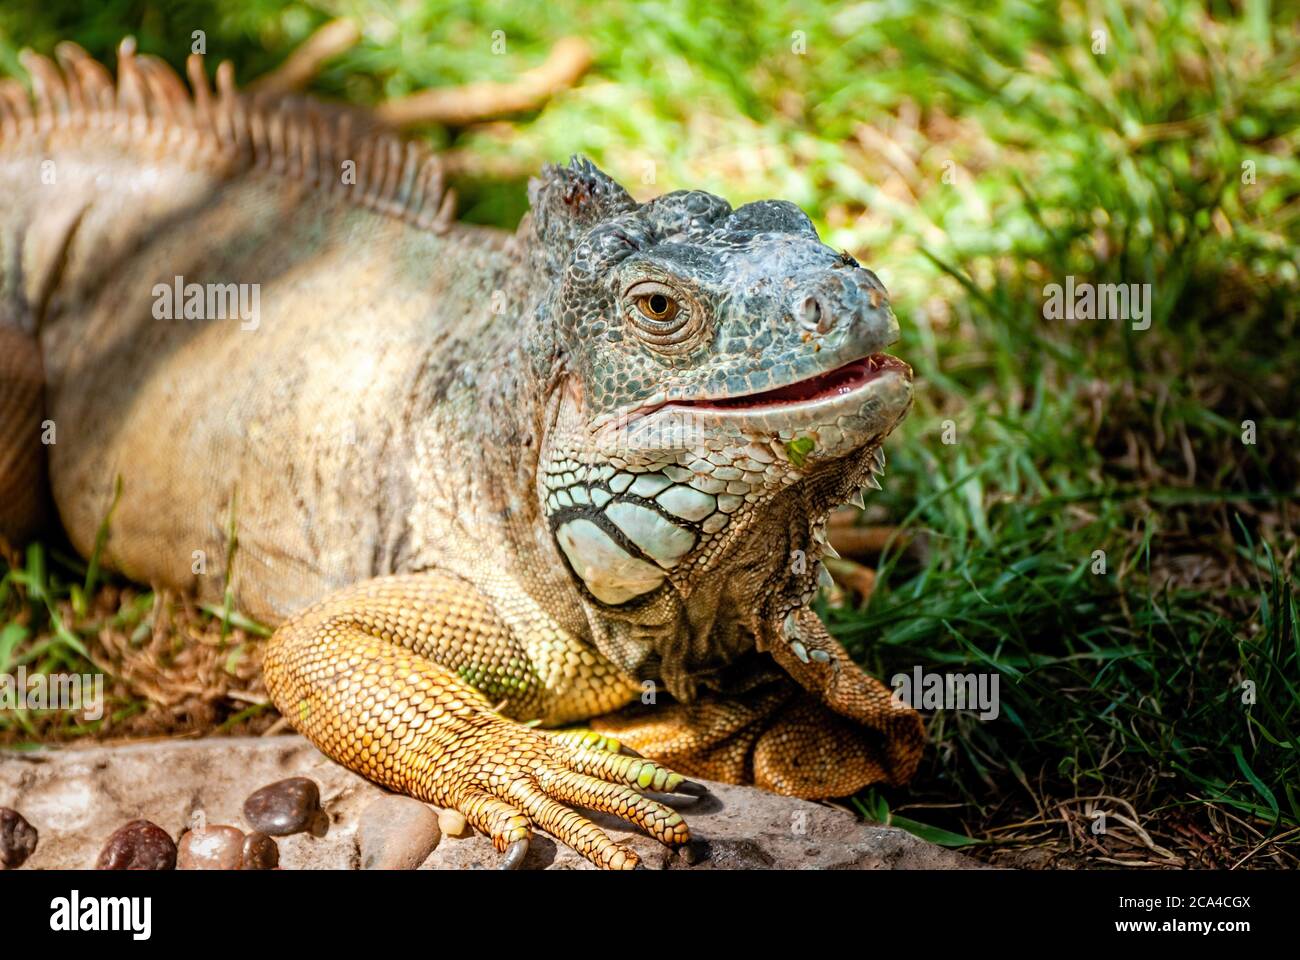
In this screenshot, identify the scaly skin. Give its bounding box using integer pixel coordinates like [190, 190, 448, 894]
[0, 42, 924, 869]
[263, 574, 692, 869]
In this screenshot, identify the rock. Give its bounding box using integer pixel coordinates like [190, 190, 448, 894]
[240, 831, 280, 870]
[177, 824, 245, 869]
[243, 777, 329, 837]
[357, 796, 441, 869]
[0, 807, 38, 869]
[0, 736, 988, 870]
[96, 819, 177, 870]
[437, 808, 470, 838]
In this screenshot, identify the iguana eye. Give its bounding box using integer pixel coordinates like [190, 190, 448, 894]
[624, 280, 705, 353]
[635, 293, 679, 322]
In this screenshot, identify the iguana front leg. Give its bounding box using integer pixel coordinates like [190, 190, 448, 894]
[590, 609, 925, 799]
[262, 574, 697, 870]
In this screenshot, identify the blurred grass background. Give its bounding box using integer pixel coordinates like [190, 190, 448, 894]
[0, 0, 1296, 867]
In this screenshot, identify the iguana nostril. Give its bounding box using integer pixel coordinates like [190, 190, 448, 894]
[794, 293, 830, 333]
[793, 269, 892, 341]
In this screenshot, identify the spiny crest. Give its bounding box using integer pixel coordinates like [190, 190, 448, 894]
[527, 156, 637, 269]
[0, 38, 455, 232]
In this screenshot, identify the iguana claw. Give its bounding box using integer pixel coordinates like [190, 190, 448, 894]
[782, 609, 800, 639]
[674, 778, 708, 796]
[644, 779, 707, 808]
[501, 838, 530, 870]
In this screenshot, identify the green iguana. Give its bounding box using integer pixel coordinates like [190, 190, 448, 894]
[0, 41, 923, 869]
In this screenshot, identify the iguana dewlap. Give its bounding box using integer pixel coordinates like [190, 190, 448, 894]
[0, 42, 924, 869]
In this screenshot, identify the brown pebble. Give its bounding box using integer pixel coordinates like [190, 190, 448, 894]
[0, 808, 38, 869]
[178, 825, 245, 870]
[243, 777, 328, 837]
[239, 831, 280, 870]
[97, 820, 177, 870]
[357, 796, 441, 869]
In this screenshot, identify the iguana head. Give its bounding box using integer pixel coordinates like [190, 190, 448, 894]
[528, 159, 911, 686]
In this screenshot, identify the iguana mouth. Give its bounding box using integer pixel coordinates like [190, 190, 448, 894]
[674, 353, 910, 412]
[603, 351, 912, 458]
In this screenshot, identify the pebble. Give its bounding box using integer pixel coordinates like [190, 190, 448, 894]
[357, 796, 441, 869]
[243, 777, 329, 837]
[239, 831, 280, 870]
[96, 819, 177, 870]
[437, 808, 471, 838]
[0, 808, 38, 869]
[177, 825, 245, 870]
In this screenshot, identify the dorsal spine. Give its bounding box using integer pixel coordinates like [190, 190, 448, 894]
[0, 38, 456, 232]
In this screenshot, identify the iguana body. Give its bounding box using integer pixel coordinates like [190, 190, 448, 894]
[0, 42, 923, 869]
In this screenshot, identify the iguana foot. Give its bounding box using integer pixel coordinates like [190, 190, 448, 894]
[590, 683, 913, 798]
[590, 611, 924, 799]
[262, 575, 696, 870]
[442, 718, 696, 869]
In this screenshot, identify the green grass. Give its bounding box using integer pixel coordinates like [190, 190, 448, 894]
[1, 0, 1296, 865]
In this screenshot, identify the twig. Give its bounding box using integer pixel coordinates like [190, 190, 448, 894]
[824, 557, 877, 602]
[377, 36, 592, 128]
[826, 522, 904, 558]
[1231, 826, 1300, 870]
[248, 18, 362, 95]
[262, 716, 291, 736]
